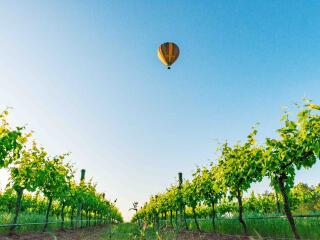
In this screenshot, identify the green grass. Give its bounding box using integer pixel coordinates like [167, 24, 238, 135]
[0, 212, 56, 233]
[1, 212, 319, 239]
[183, 216, 320, 239]
[0, 211, 97, 234]
[99, 223, 177, 240]
[99, 223, 141, 240]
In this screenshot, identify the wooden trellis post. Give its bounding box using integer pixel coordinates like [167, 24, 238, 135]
[77, 169, 85, 228]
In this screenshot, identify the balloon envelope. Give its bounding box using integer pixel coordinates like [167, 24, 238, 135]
[157, 42, 180, 68]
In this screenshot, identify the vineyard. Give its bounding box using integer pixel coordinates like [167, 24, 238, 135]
[131, 101, 320, 240]
[1, 102, 320, 240]
[0, 109, 123, 236]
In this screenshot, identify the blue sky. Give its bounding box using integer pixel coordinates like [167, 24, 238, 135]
[0, 1, 320, 221]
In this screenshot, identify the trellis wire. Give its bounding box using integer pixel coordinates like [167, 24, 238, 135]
[0, 219, 104, 228]
[159, 213, 320, 222]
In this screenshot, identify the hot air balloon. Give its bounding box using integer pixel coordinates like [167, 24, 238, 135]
[157, 42, 180, 69]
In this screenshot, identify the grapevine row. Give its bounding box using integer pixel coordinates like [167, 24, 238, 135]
[132, 101, 320, 240]
[0, 109, 123, 233]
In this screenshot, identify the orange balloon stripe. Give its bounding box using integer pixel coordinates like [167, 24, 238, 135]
[169, 43, 173, 62]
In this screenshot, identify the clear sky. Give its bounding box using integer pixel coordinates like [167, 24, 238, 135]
[0, 1, 320, 221]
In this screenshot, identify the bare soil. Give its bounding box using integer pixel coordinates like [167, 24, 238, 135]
[0, 225, 106, 240]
